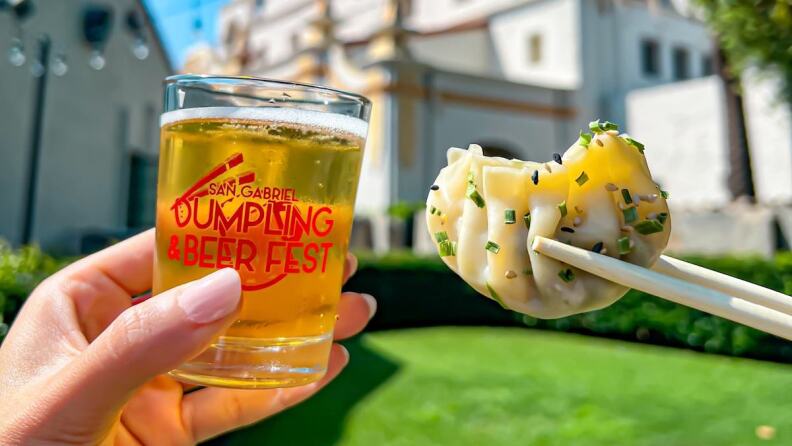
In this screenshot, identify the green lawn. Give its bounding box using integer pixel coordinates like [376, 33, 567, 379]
[221, 327, 792, 446]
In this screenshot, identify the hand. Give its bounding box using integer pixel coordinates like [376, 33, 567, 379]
[0, 229, 376, 445]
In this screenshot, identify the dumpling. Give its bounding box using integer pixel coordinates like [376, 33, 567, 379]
[426, 122, 671, 318]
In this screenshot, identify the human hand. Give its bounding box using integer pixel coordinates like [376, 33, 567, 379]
[0, 229, 375, 445]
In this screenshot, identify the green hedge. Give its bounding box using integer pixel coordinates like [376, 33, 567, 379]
[347, 251, 792, 363]
[2, 241, 791, 362]
[0, 242, 68, 339]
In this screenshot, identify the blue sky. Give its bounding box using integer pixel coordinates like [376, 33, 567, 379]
[144, 0, 230, 68]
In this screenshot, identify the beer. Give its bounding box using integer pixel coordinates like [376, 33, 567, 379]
[155, 105, 367, 388]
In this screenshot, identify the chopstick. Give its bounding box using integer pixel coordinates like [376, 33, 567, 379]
[531, 237, 792, 342]
[653, 256, 792, 317]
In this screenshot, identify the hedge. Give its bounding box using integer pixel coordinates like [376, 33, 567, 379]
[0, 242, 68, 339]
[346, 251, 792, 363]
[2, 241, 791, 362]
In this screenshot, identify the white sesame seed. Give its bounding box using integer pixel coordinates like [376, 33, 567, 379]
[573, 216, 582, 226]
[596, 139, 604, 147]
[505, 270, 517, 279]
[600, 248, 608, 255]
[544, 163, 552, 173]
[605, 183, 618, 192]
[639, 194, 658, 203]
[647, 212, 657, 220]
[606, 130, 619, 136]
[621, 225, 634, 232]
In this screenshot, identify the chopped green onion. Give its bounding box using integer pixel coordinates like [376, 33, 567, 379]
[504, 209, 516, 224]
[434, 231, 449, 243]
[485, 240, 501, 254]
[621, 188, 633, 204]
[558, 200, 568, 218]
[438, 240, 457, 257]
[657, 212, 669, 224]
[523, 267, 533, 276]
[622, 135, 645, 154]
[575, 171, 589, 186]
[634, 219, 665, 235]
[523, 212, 532, 229]
[617, 236, 632, 255]
[486, 283, 508, 309]
[589, 119, 619, 134]
[660, 190, 670, 199]
[622, 207, 638, 224]
[577, 131, 593, 147]
[465, 183, 486, 208]
[558, 268, 575, 283]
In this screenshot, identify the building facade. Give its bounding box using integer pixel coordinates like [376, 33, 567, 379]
[0, 0, 171, 252]
[186, 0, 715, 250]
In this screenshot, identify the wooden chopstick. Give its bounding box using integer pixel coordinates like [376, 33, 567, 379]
[531, 237, 792, 342]
[653, 255, 792, 317]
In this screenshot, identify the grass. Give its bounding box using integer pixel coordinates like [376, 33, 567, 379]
[218, 327, 792, 446]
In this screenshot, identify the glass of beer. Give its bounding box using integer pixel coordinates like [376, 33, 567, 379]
[154, 75, 371, 388]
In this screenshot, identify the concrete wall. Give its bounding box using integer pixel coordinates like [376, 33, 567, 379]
[577, 0, 713, 128]
[626, 76, 731, 207]
[627, 74, 792, 208]
[742, 70, 792, 205]
[0, 1, 170, 252]
[490, 0, 581, 90]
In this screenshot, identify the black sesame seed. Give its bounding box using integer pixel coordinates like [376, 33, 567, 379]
[560, 227, 575, 233]
[552, 153, 563, 165]
[430, 184, 440, 191]
[592, 241, 604, 253]
[532, 170, 539, 185]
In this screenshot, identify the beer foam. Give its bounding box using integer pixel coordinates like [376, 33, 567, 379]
[160, 106, 368, 138]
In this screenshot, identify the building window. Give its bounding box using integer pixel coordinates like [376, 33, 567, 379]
[640, 38, 660, 77]
[528, 33, 542, 65]
[701, 54, 714, 76]
[127, 152, 157, 228]
[672, 46, 690, 80]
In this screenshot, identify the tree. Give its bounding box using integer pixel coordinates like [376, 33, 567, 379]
[693, 1, 792, 201]
[696, 0, 792, 103]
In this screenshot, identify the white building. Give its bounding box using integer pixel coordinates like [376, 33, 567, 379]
[0, 0, 171, 252]
[187, 0, 720, 250]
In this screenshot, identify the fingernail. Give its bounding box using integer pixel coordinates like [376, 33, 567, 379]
[339, 344, 350, 363]
[177, 268, 241, 324]
[347, 254, 358, 276]
[361, 293, 377, 320]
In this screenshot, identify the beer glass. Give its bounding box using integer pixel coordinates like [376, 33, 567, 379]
[154, 75, 371, 388]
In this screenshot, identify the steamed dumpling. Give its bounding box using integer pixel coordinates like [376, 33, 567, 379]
[426, 124, 671, 319]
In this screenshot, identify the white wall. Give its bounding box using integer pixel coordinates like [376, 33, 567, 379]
[0, 1, 170, 251]
[628, 73, 792, 208]
[409, 29, 498, 78]
[742, 70, 792, 205]
[410, 0, 530, 31]
[626, 76, 731, 208]
[490, 0, 580, 89]
[576, 0, 713, 127]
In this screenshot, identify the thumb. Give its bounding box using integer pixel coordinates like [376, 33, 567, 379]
[61, 268, 241, 418]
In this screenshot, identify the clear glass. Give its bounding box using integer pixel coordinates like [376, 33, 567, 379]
[154, 75, 371, 388]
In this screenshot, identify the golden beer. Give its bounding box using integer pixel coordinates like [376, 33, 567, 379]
[154, 97, 368, 388]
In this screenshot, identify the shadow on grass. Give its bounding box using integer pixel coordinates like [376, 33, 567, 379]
[206, 336, 400, 446]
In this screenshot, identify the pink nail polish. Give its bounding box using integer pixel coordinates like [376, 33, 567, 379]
[361, 293, 377, 320]
[177, 268, 241, 324]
